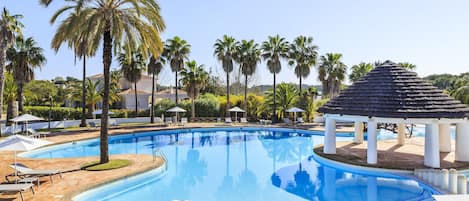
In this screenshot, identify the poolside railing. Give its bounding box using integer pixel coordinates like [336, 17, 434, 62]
[153, 148, 168, 171]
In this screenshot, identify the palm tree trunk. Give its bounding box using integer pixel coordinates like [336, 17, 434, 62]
[6, 99, 13, 126]
[244, 73, 248, 118]
[191, 97, 195, 118]
[150, 72, 155, 123]
[272, 73, 277, 123]
[0, 47, 6, 136]
[299, 76, 302, 94]
[80, 56, 87, 127]
[134, 81, 138, 118]
[175, 71, 178, 105]
[17, 82, 23, 113]
[100, 26, 111, 164]
[226, 71, 230, 117]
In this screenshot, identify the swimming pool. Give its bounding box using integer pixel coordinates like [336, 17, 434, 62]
[22, 127, 438, 201]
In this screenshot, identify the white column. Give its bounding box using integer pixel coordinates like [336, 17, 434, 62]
[424, 122, 440, 168]
[324, 117, 337, 154]
[397, 123, 405, 145]
[367, 120, 378, 164]
[455, 122, 469, 161]
[439, 123, 451, 152]
[353, 121, 364, 144]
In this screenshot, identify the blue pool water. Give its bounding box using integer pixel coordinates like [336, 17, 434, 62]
[23, 128, 437, 201]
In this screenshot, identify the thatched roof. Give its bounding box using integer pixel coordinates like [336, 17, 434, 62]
[318, 60, 469, 119]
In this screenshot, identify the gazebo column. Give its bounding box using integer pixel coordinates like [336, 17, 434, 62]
[424, 122, 440, 168]
[439, 123, 451, 153]
[324, 117, 337, 154]
[455, 122, 469, 161]
[367, 120, 378, 164]
[353, 121, 364, 144]
[397, 123, 405, 145]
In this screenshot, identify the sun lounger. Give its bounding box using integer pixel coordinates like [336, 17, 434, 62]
[0, 183, 35, 201]
[165, 117, 173, 125]
[297, 117, 304, 124]
[9, 163, 62, 183]
[180, 118, 188, 126]
[240, 118, 248, 124]
[225, 118, 233, 124]
[27, 128, 50, 138]
[88, 122, 98, 128]
[283, 118, 291, 124]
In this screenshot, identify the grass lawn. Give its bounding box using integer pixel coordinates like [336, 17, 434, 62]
[81, 159, 131, 171]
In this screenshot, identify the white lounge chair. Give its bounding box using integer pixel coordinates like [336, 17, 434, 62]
[26, 128, 50, 138]
[9, 163, 62, 183]
[165, 117, 173, 126]
[240, 118, 248, 124]
[297, 117, 304, 124]
[283, 118, 291, 124]
[0, 183, 35, 201]
[180, 118, 188, 126]
[225, 118, 233, 124]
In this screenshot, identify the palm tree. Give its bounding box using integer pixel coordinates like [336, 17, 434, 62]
[261, 35, 289, 122]
[51, 13, 98, 127]
[265, 83, 298, 119]
[288, 36, 318, 93]
[86, 78, 102, 117]
[118, 49, 146, 117]
[164, 37, 191, 106]
[6, 36, 46, 113]
[180, 60, 209, 118]
[147, 55, 165, 123]
[0, 8, 23, 135]
[349, 62, 373, 83]
[214, 35, 238, 116]
[318, 53, 347, 98]
[4, 72, 17, 122]
[236, 40, 261, 117]
[50, 0, 165, 164]
[399, 62, 417, 71]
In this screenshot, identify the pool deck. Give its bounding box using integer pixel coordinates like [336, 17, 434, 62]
[314, 137, 469, 170]
[0, 122, 352, 201]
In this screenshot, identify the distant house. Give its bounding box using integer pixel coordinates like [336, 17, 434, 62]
[118, 89, 151, 110]
[88, 73, 189, 110]
[155, 88, 189, 102]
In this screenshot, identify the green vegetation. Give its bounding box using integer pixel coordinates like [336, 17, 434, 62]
[164, 36, 191, 106]
[82, 159, 131, 171]
[180, 60, 209, 118]
[424, 72, 469, 105]
[119, 49, 146, 117]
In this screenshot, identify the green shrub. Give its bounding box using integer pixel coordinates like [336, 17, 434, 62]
[24, 106, 81, 120]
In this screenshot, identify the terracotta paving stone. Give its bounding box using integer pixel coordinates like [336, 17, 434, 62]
[314, 137, 469, 170]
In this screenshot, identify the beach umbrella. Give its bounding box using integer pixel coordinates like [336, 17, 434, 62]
[0, 135, 51, 182]
[228, 107, 245, 122]
[286, 107, 305, 122]
[166, 107, 187, 122]
[10, 114, 44, 134]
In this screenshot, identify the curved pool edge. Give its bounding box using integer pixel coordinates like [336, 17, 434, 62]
[312, 152, 442, 195]
[71, 160, 168, 201]
[19, 126, 353, 158]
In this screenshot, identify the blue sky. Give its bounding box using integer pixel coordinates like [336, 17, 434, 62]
[2, 0, 469, 86]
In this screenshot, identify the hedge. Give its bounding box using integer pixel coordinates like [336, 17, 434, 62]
[24, 106, 81, 121]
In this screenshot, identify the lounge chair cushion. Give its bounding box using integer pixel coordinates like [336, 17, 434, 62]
[0, 184, 34, 192]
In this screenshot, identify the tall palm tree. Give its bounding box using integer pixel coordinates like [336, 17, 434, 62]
[349, 62, 373, 83]
[265, 83, 298, 119]
[86, 78, 102, 117]
[236, 40, 261, 117]
[50, 0, 165, 164]
[288, 36, 318, 93]
[118, 49, 146, 117]
[261, 35, 289, 122]
[55, 13, 98, 127]
[4, 72, 17, 122]
[318, 53, 347, 98]
[164, 36, 191, 106]
[147, 55, 165, 123]
[6, 36, 46, 113]
[180, 60, 209, 118]
[0, 8, 23, 135]
[214, 35, 238, 116]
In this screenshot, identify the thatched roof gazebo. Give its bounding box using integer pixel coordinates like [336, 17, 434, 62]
[318, 60, 469, 168]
